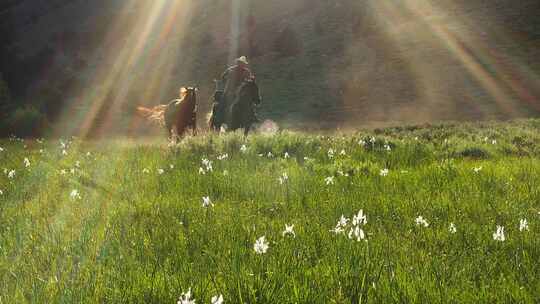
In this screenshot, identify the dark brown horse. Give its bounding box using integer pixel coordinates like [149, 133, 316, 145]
[137, 87, 198, 139]
[208, 79, 261, 135]
[229, 79, 262, 135]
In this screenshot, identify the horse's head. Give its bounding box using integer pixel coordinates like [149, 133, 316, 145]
[213, 79, 225, 91]
[239, 78, 262, 105]
[180, 86, 198, 104]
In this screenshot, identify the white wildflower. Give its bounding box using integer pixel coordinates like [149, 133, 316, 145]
[70, 189, 81, 200]
[282, 224, 296, 238]
[348, 226, 366, 241]
[338, 215, 349, 227]
[170, 164, 175, 169]
[198, 167, 206, 175]
[449, 223, 457, 234]
[39, 149, 44, 154]
[267, 152, 273, 158]
[217, 153, 228, 160]
[358, 140, 366, 146]
[352, 209, 367, 226]
[0, 147, 3, 152]
[240, 144, 247, 153]
[339, 149, 346, 156]
[284, 152, 290, 159]
[278, 172, 289, 185]
[62, 149, 68, 156]
[202, 158, 213, 172]
[325, 176, 335, 185]
[415, 216, 429, 227]
[519, 219, 529, 232]
[75, 161, 81, 168]
[380, 168, 389, 177]
[157, 168, 165, 175]
[211, 294, 224, 304]
[223, 170, 229, 176]
[202, 196, 214, 208]
[24, 158, 30, 168]
[331, 225, 345, 234]
[384, 144, 391, 151]
[254, 236, 269, 254]
[60, 169, 67, 175]
[493, 225, 505, 241]
[177, 288, 195, 304]
[492, 139, 497, 145]
[473, 166, 482, 173]
[142, 168, 150, 174]
[7, 170, 15, 179]
[331, 215, 349, 234]
[327, 148, 335, 158]
[0, 189, 3, 195]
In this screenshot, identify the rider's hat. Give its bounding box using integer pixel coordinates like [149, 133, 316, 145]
[236, 56, 249, 65]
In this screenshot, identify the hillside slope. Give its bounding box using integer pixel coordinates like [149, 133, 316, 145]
[1, 0, 540, 135]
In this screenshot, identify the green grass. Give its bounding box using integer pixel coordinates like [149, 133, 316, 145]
[1, 119, 540, 303]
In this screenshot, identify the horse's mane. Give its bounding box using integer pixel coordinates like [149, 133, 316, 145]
[241, 79, 256, 86]
[170, 87, 197, 107]
[137, 86, 198, 132]
[238, 79, 257, 94]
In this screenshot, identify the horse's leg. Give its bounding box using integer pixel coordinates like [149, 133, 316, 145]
[208, 114, 215, 131]
[165, 120, 174, 143]
[192, 114, 197, 136]
[210, 102, 221, 132]
[177, 121, 188, 139]
[171, 125, 179, 144]
[230, 103, 240, 131]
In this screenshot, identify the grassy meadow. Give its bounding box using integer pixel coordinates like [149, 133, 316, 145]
[1, 119, 540, 303]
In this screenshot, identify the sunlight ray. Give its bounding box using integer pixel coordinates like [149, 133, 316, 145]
[54, 1, 194, 138]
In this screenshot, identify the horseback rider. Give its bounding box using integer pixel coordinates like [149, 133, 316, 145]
[221, 56, 254, 124]
[221, 56, 254, 96]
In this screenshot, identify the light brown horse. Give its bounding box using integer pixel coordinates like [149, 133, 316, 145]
[137, 87, 198, 139]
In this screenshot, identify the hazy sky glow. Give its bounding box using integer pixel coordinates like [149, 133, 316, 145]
[48, 0, 539, 137]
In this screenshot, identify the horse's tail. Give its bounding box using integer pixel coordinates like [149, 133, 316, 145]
[136, 105, 167, 126]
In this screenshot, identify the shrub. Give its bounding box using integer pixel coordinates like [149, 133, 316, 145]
[6, 105, 49, 137]
[455, 146, 490, 159]
[0, 74, 13, 113]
